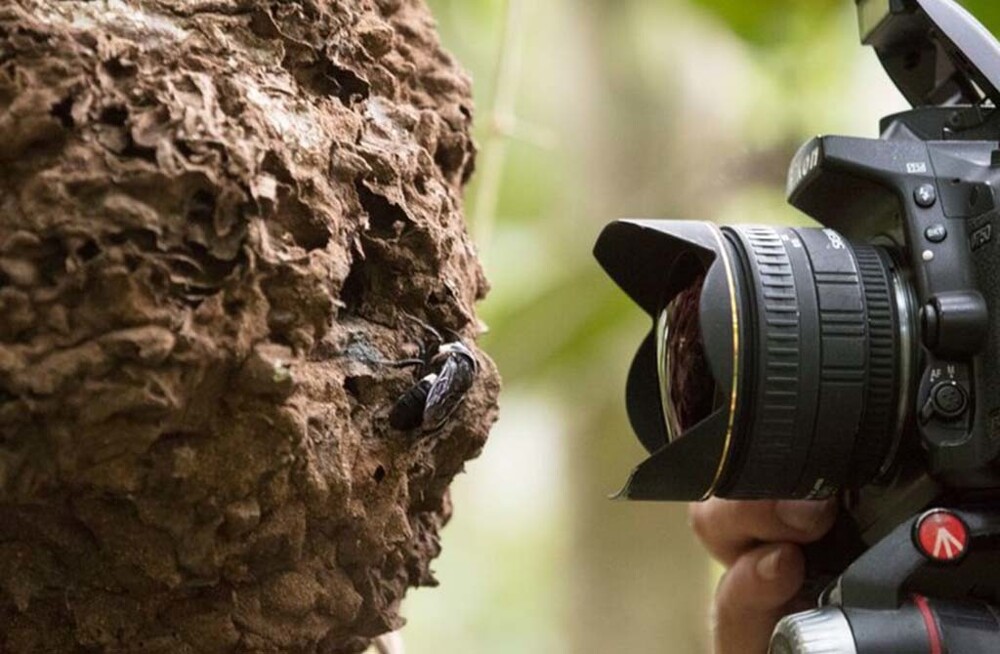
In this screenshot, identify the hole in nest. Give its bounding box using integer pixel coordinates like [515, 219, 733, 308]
[355, 181, 409, 238]
[373, 466, 386, 483]
[329, 62, 370, 105]
[102, 56, 136, 78]
[340, 256, 366, 315]
[344, 376, 362, 399]
[434, 143, 464, 180]
[187, 189, 217, 224]
[273, 195, 330, 250]
[36, 238, 69, 285]
[286, 55, 371, 105]
[50, 95, 74, 129]
[99, 105, 128, 126]
[176, 140, 195, 159]
[78, 239, 100, 262]
[262, 151, 295, 184]
[224, 297, 246, 314]
[148, 267, 168, 288]
[121, 140, 157, 163]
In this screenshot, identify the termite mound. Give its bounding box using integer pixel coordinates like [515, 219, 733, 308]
[0, 1, 499, 651]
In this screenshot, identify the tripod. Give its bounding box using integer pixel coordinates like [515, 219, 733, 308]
[773, 507, 1000, 653]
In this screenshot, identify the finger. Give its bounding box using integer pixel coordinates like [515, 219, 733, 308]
[689, 499, 835, 566]
[713, 543, 805, 654]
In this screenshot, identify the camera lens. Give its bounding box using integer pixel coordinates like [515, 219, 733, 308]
[593, 220, 917, 501]
[657, 272, 718, 442]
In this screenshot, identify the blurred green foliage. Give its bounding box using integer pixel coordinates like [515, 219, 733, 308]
[692, 0, 1000, 43]
[958, 1, 1000, 30]
[690, 0, 842, 44]
[399, 1, 1000, 653]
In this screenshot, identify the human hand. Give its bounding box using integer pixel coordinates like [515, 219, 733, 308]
[689, 499, 838, 654]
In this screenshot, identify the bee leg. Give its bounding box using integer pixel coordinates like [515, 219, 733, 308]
[439, 325, 466, 345]
[399, 312, 444, 347]
[373, 357, 426, 369]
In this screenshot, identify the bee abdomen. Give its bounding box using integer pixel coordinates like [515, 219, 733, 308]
[389, 376, 434, 431]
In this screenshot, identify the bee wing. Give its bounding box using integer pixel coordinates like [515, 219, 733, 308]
[422, 355, 476, 431]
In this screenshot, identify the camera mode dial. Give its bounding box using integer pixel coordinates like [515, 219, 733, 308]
[920, 380, 969, 423]
[930, 381, 968, 419]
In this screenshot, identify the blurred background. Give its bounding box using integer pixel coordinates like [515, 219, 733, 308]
[397, 1, 1000, 652]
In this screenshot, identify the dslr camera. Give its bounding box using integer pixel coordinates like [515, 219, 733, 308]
[595, 1, 1000, 652]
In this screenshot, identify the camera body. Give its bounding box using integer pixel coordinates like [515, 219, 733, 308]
[788, 0, 1000, 541]
[595, 1, 1000, 651]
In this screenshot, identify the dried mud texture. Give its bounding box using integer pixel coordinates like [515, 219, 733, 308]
[0, 1, 499, 652]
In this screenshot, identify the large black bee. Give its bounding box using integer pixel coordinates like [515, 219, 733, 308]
[387, 319, 478, 433]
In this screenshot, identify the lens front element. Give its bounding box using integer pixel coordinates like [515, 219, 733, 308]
[657, 273, 717, 442]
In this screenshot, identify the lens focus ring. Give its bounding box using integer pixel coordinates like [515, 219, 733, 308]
[793, 228, 869, 498]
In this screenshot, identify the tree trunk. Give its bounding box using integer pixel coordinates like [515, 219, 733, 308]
[0, 1, 499, 652]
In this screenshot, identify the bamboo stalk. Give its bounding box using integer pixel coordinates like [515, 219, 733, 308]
[471, 0, 527, 261]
